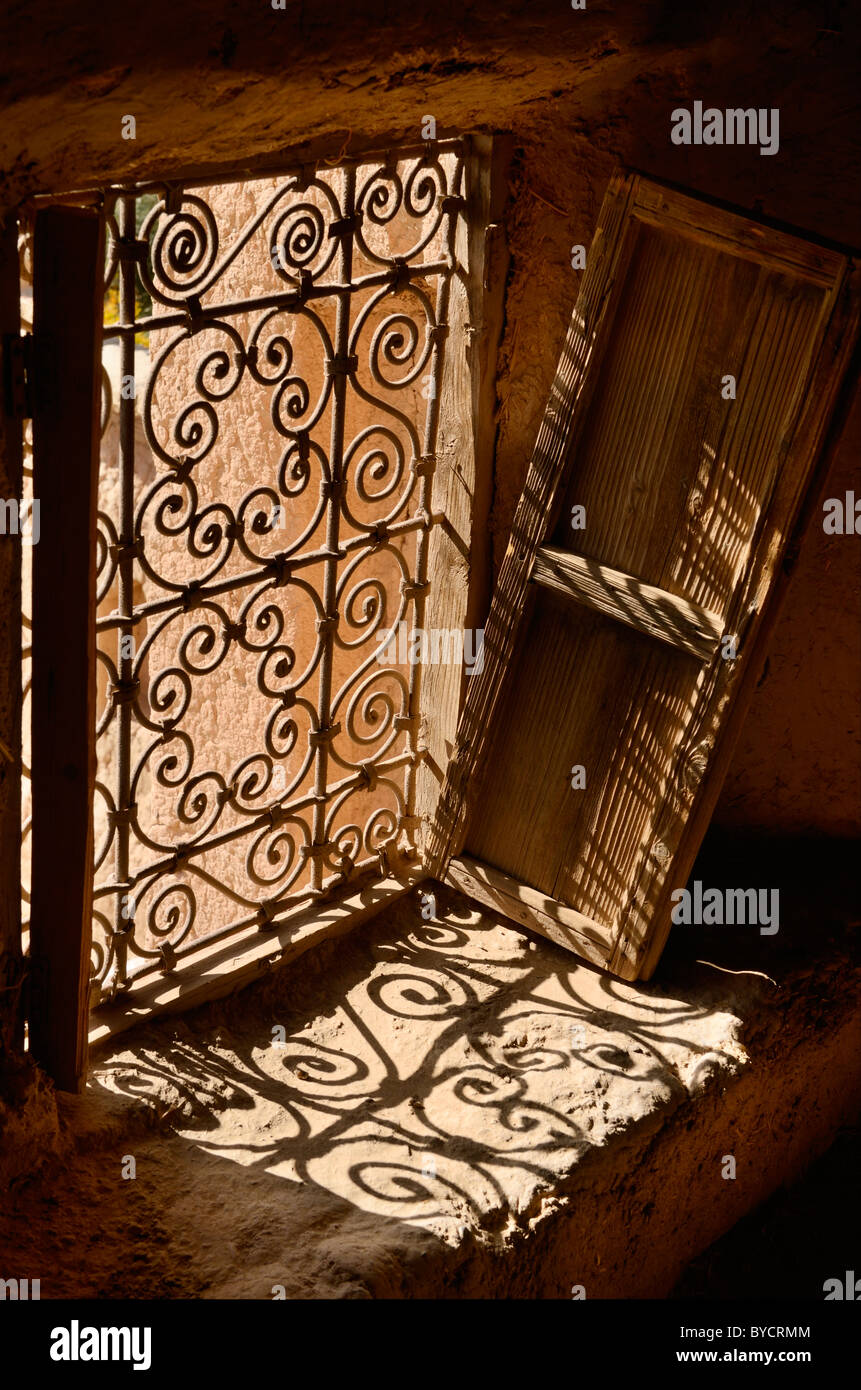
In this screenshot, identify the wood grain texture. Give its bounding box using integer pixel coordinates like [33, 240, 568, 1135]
[29, 206, 103, 1090]
[632, 181, 847, 288]
[615, 262, 861, 980]
[425, 170, 641, 876]
[549, 222, 828, 616]
[465, 594, 702, 939]
[416, 135, 510, 855]
[532, 545, 723, 661]
[445, 853, 612, 968]
[432, 170, 860, 982]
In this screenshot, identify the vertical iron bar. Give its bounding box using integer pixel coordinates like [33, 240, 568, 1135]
[310, 163, 355, 892]
[113, 193, 136, 982]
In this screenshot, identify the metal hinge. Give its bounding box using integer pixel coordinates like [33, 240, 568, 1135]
[2, 332, 34, 419]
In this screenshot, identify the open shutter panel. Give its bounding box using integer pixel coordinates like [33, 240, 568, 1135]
[428, 171, 860, 982]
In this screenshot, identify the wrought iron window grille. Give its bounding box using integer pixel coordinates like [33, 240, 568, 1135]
[62, 139, 471, 1005]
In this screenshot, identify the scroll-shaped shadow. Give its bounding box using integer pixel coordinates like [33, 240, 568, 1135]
[94, 883, 743, 1240]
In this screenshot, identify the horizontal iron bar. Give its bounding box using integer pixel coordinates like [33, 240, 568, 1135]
[89, 862, 424, 1025]
[102, 260, 454, 338]
[95, 516, 428, 631]
[96, 851, 412, 984]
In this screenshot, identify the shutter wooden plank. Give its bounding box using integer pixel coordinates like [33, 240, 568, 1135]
[428, 170, 860, 982]
[445, 854, 612, 969]
[631, 180, 846, 287]
[29, 206, 103, 1090]
[549, 223, 831, 614]
[466, 597, 700, 932]
[531, 546, 724, 661]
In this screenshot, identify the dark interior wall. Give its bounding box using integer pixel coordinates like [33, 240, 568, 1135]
[0, 1, 857, 1027]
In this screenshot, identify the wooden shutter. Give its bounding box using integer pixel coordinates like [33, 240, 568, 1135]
[427, 171, 860, 982]
[29, 206, 103, 1090]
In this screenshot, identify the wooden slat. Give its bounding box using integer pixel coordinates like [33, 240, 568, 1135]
[632, 181, 847, 289]
[0, 214, 24, 1051]
[531, 546, 723, 661]
[466, 599, 700, 932]
[550, 221, 829, 615]
[444, 854, 612, 969]
[29, 206, 103, 1091]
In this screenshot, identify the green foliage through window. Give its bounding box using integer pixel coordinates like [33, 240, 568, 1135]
[104, 192, 160, 346]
